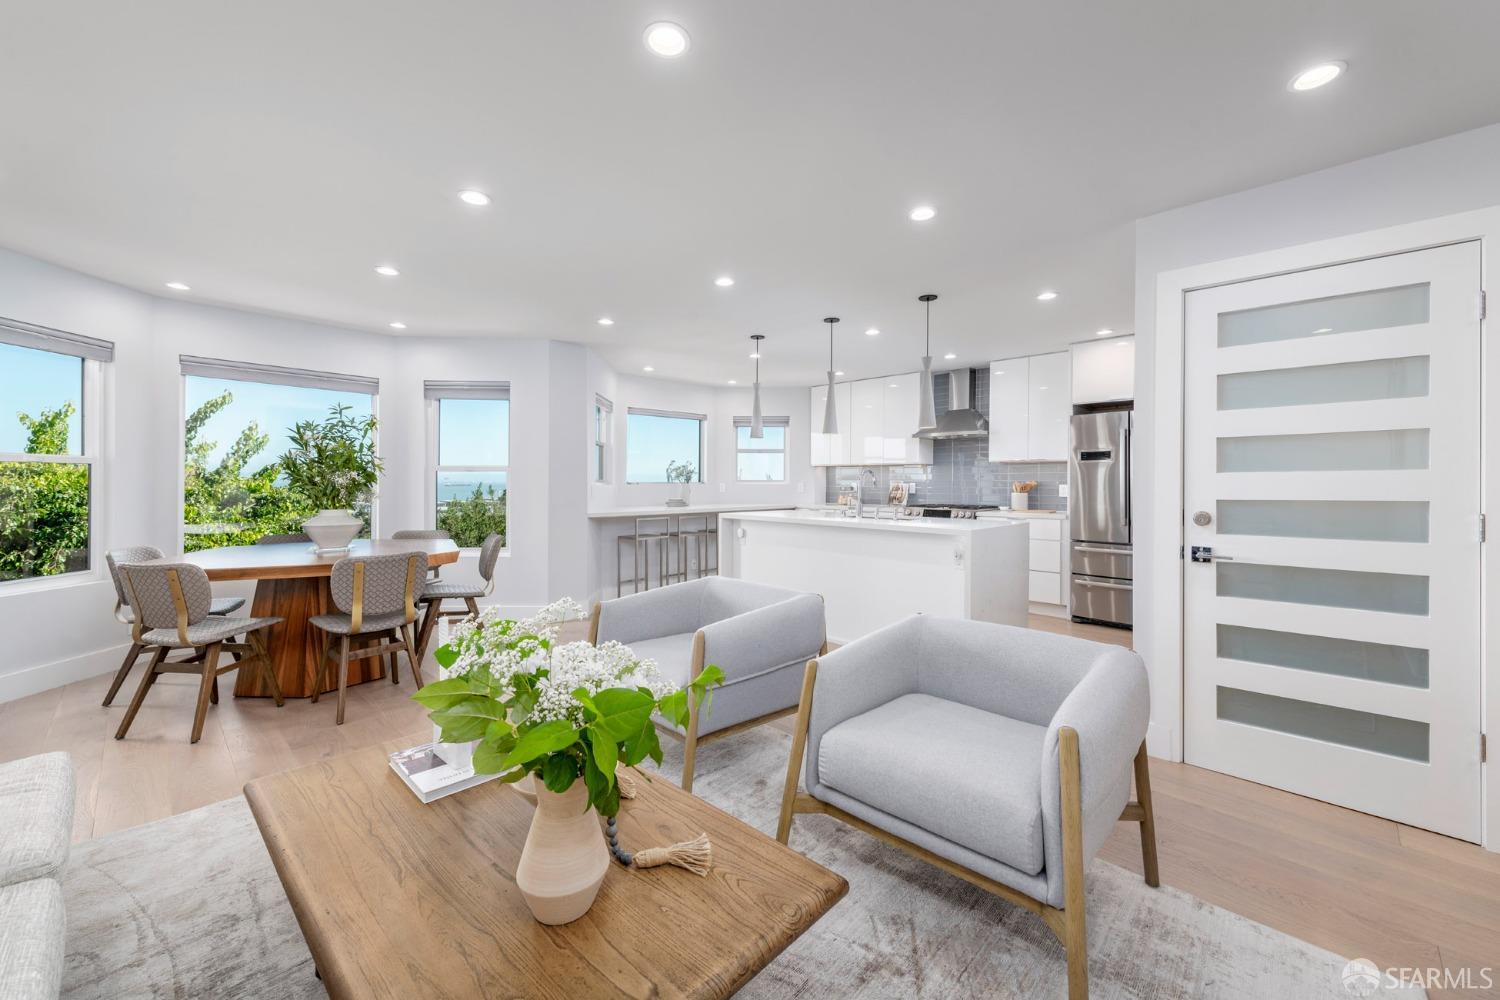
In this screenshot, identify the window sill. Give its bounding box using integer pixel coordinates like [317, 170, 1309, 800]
[0, 569, 106, 598]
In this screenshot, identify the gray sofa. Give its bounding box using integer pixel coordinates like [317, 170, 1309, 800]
[590, 576, 826, 792]
[0, 751, 74, 1000]
[776, 615, 1158, 1000]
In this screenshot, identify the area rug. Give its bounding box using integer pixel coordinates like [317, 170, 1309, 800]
[60, 725, 1423, 999]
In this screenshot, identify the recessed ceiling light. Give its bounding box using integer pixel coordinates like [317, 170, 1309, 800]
[1116, 341, 1129, 347]
[1036, 290, 1058, 301]
[749, 351, 760, 359]
[1096, 328, 1113, 337]
[909, 205, 936, 222]
[164, 281, 190, 291]
[597, 317, 615, 326]
[944, 352, 957, 360]
[1313, 326, 1333, 334]
[835, 370, 845, 377]
[714, 275, 735, 287]
[644, 22, 690, 58]
[374, 265, 400, 277]
[727, 379, 737, 385]
[643, 365, 655, 372]
[888, 383, 900, 389]
[865, 328, 880, 337]
[1290, 61, 1346, 92]
[389, 321, 406, 330]
[457, 189, 491, 207]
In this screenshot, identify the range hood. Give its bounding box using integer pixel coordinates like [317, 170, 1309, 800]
[915, 368, 990, 440]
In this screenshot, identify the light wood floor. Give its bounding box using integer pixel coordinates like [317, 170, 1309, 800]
[3, 613, 1496, 997]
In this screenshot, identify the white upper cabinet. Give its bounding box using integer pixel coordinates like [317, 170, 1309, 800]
[1070, 335, 1135, 404]
[989, 351, 1069, 461]
[882, 372, 934, 465]
[1026, 351, 1071, 460]
[808, 373, 933, 466]
[987, 358, 1030, 461]
[809, 382, 852, 466]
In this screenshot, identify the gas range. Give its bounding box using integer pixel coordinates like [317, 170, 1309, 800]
[905, 503, 1002, 520]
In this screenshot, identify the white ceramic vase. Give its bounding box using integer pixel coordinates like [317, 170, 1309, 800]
[303, 509, 362, 553]
[515, 781, 609, 925]
[511, 772, 539, 804]
[668, 482, 690, 507]
[1010, 491, 1029, 511]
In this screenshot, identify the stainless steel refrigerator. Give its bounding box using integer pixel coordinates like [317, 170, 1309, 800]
[1069, 407, 1132, 628]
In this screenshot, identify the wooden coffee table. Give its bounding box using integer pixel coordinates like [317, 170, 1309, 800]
[244, 745, 847, 999]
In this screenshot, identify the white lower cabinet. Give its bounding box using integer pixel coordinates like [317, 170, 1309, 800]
[1021, 517, 1066, 609]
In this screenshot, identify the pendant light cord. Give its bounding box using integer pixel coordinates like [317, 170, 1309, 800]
[925, 298, 931, 355]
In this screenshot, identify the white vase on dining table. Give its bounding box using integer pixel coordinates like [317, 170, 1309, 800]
[302, 509, 362, 553]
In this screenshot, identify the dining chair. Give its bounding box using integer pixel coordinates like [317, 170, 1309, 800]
[254, 532, 311, 545]
[102, 547, 246, 707]
[412, 532, 502, 663]
[113, 563, 284, 744]
[309, 551, 427, 725]
[391, 529, 450, 578]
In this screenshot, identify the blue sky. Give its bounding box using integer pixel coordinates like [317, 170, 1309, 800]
[186, 376, 372, 472]
[1, 343, 82, 453]
[626, 413, 702, 483]
[438, 398, 509, 466]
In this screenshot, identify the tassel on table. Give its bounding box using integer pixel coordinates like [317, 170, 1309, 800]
[632, 832, 712, 876]
[615, 765, 638, 800]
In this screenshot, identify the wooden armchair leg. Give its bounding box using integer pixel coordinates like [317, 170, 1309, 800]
[1058, 726, 1089, 1000]
[190, 643, 222, 745]
[414, 602, 440, 665]
[209, 677, 219, 705]
[402, 624, 423, 688]
[464, 597, 480, 619]
[777, 659, 819, 845]
[102, 641, 146, 707]
[115, 647, 168, 740]
[252, 631, 284, 707]
[681, 709, 700, 794]
[334, 636, 351, 726]
[1133, 742, 1160, 888]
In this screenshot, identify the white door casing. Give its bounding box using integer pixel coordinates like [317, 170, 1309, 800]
[1182, 241, 1483, 841]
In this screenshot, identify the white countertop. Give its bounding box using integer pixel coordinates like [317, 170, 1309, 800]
[721, 508, 1029, 535]
[587, 503, 795, 519]
[977, 508, 1067, 519]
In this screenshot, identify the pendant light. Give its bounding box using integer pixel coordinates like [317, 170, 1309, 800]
[749, 334, 766, 438]
[821, 317, 840, 434]
[916, 293, 938, 432]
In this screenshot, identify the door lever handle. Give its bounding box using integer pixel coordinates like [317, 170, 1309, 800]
[1190, 546, 1233, 563]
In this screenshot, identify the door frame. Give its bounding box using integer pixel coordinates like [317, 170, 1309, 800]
[1147, 205, 1500, 851]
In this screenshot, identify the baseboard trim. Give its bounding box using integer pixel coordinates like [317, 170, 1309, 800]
[0, 642, 127, 705]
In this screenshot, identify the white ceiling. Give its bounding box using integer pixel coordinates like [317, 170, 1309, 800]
[2, 2, 1499, 385]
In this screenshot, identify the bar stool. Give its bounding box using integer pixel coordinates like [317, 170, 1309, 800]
[616, 516, 676, 596]
[676, 514, 719, 579]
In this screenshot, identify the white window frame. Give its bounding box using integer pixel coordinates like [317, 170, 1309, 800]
[625, 407, 706, 485]
[425, 382, 511, 552]
[594, 395, 613, 484]
[177, 358, 382, 550]
[732, 416, 790, 483]
[0, 346, 105, 592]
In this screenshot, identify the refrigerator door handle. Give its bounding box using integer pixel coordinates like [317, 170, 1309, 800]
[1122, 424, 1131, 529]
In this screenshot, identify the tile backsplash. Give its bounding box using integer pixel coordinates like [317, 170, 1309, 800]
[822, 368, 1068, 510]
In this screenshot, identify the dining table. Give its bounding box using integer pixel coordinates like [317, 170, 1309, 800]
[168, 538, 460, 698]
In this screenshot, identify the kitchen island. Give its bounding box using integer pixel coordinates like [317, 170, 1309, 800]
[718, 509, 1029, 642]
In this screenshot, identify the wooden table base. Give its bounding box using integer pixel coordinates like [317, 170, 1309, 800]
[233, 577, 386, 698]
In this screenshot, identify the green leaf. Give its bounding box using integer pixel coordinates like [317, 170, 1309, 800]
[472, 738, 513, 774]
[429, 696, 508, 744]
[693, 663, 726, 690]
[540, 753, 578, 793]
[434, 644, 459, 669]
[587, 727, 619, 786]
[658, 688, 689, 729]
[410, 676, 482, 711]
[623, 722, 663, 767]
[587, 687, 656, 742]
[499, 719, 581, 769]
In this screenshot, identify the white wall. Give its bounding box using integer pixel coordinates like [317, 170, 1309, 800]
[1133, 122, 1500, 757]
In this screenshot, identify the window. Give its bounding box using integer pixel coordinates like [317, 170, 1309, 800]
[181, 357, 378, 551]
[626, 408, 704, 484]
[0, 320, 110, 583]
[734, 417, 789, 482]
[594, 396, 613, 483]
[427, 381, 509, 549]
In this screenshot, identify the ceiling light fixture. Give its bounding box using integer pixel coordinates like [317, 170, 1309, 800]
[389, 321, 407, 330]
[374, 265, 400, 277]
[909, 205, 936, 222]
[644, 21, 690, 58]
[164, 281, 190, 292]
[1036, 290, 1057, 301]
[714, 275, 735, 288]
[822, 317, 841, 434]
[597, 317, 615, 326]
[1313, 326, 1333, 334]
[865, 327, 880, 337]
[1290, 61, 1346, 92]
[915, 294, 938, 433]
[728, 379, 737, 385]
[1096, 328, 1113, 337]
[835, 370, 844, 377]
[457, 190, 491, 206]
[944, 352, 957, 360]
[643, 365, 655, 372]
[749, 334, 766, 438]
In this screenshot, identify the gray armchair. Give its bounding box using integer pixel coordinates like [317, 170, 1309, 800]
[776, 614, 1158, 1000]
[590, 576, 826, 792]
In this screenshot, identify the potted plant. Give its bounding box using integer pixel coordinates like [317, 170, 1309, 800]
[665, 459, 696, 507]
[281, 404, 383, 552]
[413, 598, 722, 925]
[1011, 479, 1038, 511]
